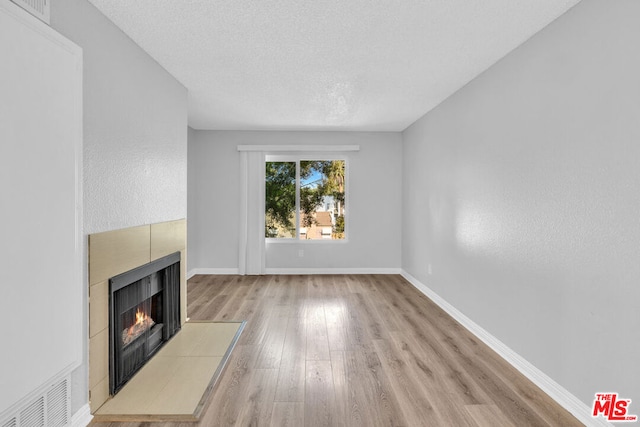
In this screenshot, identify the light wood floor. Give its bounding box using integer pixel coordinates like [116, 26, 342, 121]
[90, 274, 582, 427]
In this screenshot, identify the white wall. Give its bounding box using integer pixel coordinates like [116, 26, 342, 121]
[51, 0, 188, 414]
[188, 131, 402, 273]
[0, 3, 82, 417]
[402, 0, 640, 407]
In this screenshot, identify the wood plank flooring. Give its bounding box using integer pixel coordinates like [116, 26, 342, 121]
[90, 274, 582, 427]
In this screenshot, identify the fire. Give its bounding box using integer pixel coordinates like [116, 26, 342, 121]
[122, 308, 155, 346]
[134, 309, 147, 326]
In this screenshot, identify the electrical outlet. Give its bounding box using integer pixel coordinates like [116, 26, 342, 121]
[298, 249, 304, 258]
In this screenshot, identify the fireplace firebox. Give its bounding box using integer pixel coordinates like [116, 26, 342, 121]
[108, 252, 181, 395]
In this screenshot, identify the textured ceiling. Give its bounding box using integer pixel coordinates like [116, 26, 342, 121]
[87, 0, 581, 131]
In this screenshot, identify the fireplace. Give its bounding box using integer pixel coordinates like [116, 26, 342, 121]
[108, 252, 181, 395]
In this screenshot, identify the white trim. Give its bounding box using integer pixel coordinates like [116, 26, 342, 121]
[266, 268, 402, 275]
[188, 268, 240, 278]
[189, 268, 400, 277]
[400, 270, 612, 427]
[266, 238, 349, 244]
[70, 404, 93, 427]
[238, 144, 360, 152]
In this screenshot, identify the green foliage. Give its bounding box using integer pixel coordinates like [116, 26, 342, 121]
[334, 215, 345, 233]
[300, 186, 324, 227]
[265, 162, 295, 237]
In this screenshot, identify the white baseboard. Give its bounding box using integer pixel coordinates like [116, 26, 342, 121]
[265, 267, 402, 275]
[70, 404, 92, 427]
[188, 268, 402, 277]
[187, 268, 240, 279]
[400, 270, 611, 427]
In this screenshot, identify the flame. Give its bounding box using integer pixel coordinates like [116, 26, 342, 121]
[122, 307, 155, 346]
[126, 309, 151, 337]
[135, 309, 147, 325]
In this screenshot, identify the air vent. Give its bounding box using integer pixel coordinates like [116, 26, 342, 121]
[18, 398, 44, 427]
[0, 377, 69, 427]
[46, 381, 69, 427]
[1, 418, 17, 427]
[10, 0, 49, 24]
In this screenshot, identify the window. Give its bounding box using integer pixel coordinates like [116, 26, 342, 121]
[265, 158, 346, 240]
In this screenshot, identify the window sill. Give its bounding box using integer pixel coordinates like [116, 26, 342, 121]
[265, 238, 349, 244]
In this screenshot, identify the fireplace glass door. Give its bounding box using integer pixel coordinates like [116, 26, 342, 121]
[109, 252, 181, 394]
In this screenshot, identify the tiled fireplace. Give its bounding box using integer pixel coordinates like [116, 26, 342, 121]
[88, 219, 186, 412]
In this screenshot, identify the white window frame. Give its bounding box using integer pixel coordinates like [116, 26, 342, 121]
[265, 154, 350, 244]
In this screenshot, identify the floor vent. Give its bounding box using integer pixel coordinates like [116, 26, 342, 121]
[46, 380, 69, 427]
[1, 418, 17, 427]
[10, 0, 49, 24]
[18, 398, 44, 427]
[0, 377, 70, 427]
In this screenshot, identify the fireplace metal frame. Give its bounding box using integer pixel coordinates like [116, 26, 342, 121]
[108, 251, 181, 395]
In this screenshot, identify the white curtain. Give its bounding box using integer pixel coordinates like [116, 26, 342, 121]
[238, 150, 266, 275]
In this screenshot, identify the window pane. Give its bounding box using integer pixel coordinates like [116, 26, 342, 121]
[265, 162, 296, 238]
[300, 160, 345, 240]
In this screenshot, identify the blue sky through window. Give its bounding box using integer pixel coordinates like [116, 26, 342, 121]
[301, 169, 322, 188]
[301, 161, 323, 188]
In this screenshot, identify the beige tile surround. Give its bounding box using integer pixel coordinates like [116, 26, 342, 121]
[88, 219, 187, 413]
[93, 321, 244, 422]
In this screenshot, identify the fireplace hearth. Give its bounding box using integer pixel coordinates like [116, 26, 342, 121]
[109, 252, 181, 395]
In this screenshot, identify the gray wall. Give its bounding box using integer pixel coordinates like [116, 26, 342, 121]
[188, 131, 402, 272]
[51, 0, 188, 414]
[1, 3, 82, 415]
[402, 0, 640, 406]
